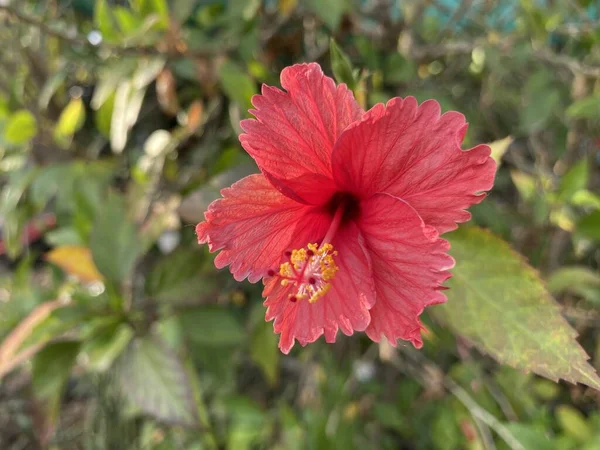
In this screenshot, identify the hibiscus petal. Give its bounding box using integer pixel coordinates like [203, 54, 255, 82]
[240, 63, 363, 205]
[359, 193, 454, 348]
[263, 222, 376, 354]
[332, 97, 496, 233]
[196, 174, 330, 283]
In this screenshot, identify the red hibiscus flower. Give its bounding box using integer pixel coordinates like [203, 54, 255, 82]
[196, 63, 495, 354]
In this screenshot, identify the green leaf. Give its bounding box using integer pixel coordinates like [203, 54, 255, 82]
[577, 211, 600, 241]
[520, 71, 560, 133]
[3, 109, 38, 144]
[504, 423, 552, 450]
[250, 315, 279, 386]
[571, 189, 600, 209]
[557, 159, 588, 202]
[117, 336, 198, 425]
[81, 322, 134, 372]
[566, 95, 600, 120]
[137, 0, 170, 28]
[225, 397, 267, 450]
[38, 69, 67, 111]
[218, 61, 256, 111]
[114, 7, 144, 34]
[146, 248, 215, 302]
[383, 53, 416, 84]
[179, 307, 246, 346]
[547, 266, 600, 305]
[329, 39, 356, 90]
[31, 341, 80, 445]
[172, 0, 198, 23]
[90, 193, 141, 284]
[439, 227, 600, 390]
[95, 0, 120, 42]
[305, 0, 347, 29]
[95, 92, 115, 138]
[556, 405, 593, 442]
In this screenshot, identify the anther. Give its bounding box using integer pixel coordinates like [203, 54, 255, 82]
[274, 242, 339, 304]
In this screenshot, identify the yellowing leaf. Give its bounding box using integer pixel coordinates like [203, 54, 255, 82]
[45, 246, 104, 283]
[278, 0, 298, 15]
[439, 227, 600, 391]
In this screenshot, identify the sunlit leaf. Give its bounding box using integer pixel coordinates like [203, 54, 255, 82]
[488, 136, 513, 167]
[330, 39, 356, 90]
[54, 98, 87, 146]
[3, 110, 38, 145]
[118, 336, 198, 425]
[95, 0, 120, 42]
[137, 0, 170, 28]
[439, 227, 600, 390]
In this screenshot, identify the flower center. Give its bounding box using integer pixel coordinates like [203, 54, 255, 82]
[272, 243, 338, 303]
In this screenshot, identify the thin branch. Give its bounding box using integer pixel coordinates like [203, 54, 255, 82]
[0, 5, 232, 59]
[409, 38, 600, 78]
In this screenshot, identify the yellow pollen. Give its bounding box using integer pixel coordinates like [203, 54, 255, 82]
[275, 242, 339, 304]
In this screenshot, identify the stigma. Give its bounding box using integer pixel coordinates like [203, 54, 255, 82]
[268, 243, 338, 304]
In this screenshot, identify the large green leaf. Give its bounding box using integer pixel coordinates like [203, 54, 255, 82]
[439, 227, 600, 390]
[117, 336, 198, 426]
[90, 194, 141, 284]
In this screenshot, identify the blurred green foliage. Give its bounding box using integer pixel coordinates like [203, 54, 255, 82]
[0, 1, 600, 449]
